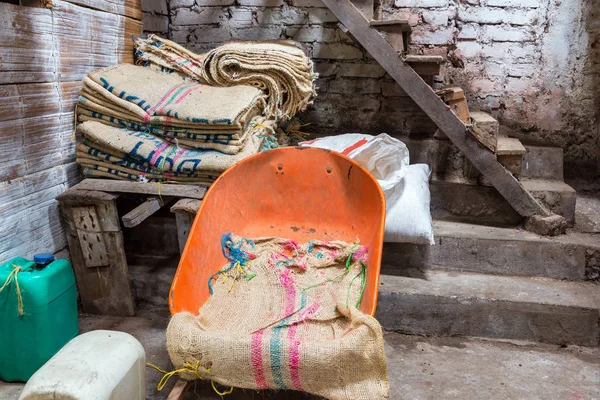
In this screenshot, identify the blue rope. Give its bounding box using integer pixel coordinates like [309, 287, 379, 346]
[208, 233, 255, 294]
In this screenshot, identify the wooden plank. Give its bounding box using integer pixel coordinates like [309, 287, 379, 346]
[405, 55, 444, 63]
[71, 179, 208, 200]
[174, 212, 194, 255]
[57, 0, 143, 20]
[58, 191, 135, 316]
[170, 198, 202, 214]
[369, 19, 411, 31]
[470, 111, 498, 152]
[122, 197, 164, 228]
[170, 199, 201, 255]
[496, 137, 527, 156]
[320, 0, 552, 219]
[167, 379, 192, 400]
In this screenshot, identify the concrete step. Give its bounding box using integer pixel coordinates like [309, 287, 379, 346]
[430, 177, 576, 226]
[403, 137, 566, 181]
[383, 220, 600, 280]
[376, 269, 600, 346]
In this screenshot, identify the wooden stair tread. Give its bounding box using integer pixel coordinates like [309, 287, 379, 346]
[405, 55, 444, 63]
[370, 19, 411, 31]
[497, 136, 527, 156]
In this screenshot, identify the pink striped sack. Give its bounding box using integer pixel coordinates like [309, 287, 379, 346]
[166, 234, 389, 400]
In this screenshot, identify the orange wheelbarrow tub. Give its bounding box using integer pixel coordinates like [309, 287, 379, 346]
[169, 147, 386, 316]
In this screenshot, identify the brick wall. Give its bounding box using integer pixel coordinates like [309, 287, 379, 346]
[142, 0, 599, 170]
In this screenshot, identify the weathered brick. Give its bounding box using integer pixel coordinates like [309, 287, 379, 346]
[314, 62, 339, 77]
[507, 63, 536, 78]
[480, 43, 512, 59]
[229, 9, 254, 26]
[510, 44, 537, 61]
[312, 43, 363, 59]
[422, 10, 450, 26]
[192, 26, 232, 42]
[411, 26, 455, 45]
[483, 26, 533, 42]
[458, 23, 479, 39]
[394, 0, 448, 7]
[383, 10, 420, 26]
[170, 27, 194, 43]
[172, 8, 226, 26]
[338, 63, 386, 78]
[471, 78, 502, 96]
[286, 26, 336, 42]
[289, 0, 325, 6]
[314, 78, 328, 92]
[257, 8, 308, 24]
[170, 0, 195, 7]
[484, 61, 504, 77]
[238, 0, 285, 6]
[143, 14, 169, 33]
[506, 77, 532, 92]
[382, 82, 408, 97]
[458, 6, 537, 25]
[142, 0, 168, 15]
[231, 26, 283, 40]
[308, 8, 338, 23]
[487, 0, 540, 8]
[456, 41, 483, 58]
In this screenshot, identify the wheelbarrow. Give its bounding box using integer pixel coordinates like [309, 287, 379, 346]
[166, 147, 386, 398]
[169, 147, 386, 318]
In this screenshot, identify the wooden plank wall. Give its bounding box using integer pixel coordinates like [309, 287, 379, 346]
[0, 0, 142, 263]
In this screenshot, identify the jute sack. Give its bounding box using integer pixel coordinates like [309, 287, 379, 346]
[80, 166, 216, 185]
[78, 86, 246, 134]
[76, 143, 227, 180]
[166, 235, 389, 400]
[135, 35, 317, 122]
[77, 108, 247, 141]
[76, 109, 264, 154]
[83, 64, 266, 129]
[78, 161, 220, 183]
[77, 120, 268, 174]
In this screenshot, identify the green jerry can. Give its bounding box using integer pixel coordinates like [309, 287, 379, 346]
[0, 254, 79, 382]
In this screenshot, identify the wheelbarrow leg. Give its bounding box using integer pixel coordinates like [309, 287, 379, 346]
[167, 378, 192, 400]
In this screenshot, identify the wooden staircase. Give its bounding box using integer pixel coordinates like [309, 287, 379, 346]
[321, 0, 566, 235]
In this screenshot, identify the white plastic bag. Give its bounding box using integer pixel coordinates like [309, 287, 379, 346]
[300, 134, 434, 245]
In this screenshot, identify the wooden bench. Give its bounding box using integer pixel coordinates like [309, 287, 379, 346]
[56, 179, 205, 316]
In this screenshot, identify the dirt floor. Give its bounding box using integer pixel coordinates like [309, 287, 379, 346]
[1, 306, 599, 399]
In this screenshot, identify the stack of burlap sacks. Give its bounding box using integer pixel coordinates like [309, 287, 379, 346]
[76, 35, 317, 184]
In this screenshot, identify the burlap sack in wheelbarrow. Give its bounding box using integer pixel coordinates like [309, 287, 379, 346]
[135, 35, 317, 122]
[82, 64, 266, 130]
[166, 235, 389, 400]
[77, 120, 269, 175]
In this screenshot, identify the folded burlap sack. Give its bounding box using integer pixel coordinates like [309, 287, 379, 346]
[77, 120, 270, 177]
[81, 64, 266, 131]
[135, 35, 317, 122]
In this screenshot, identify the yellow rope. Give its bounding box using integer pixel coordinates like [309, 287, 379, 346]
[211, 380, 234, 396]
[147, 361, 234, 396]
[0, 265, 24, 316]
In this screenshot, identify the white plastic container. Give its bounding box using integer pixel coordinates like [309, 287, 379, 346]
[19, 330, 146, 400]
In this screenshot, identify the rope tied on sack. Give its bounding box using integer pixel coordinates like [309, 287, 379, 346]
[146, 361, 234, 396]
[207, 233, 257, 295]
[0, 265, 25, 316]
